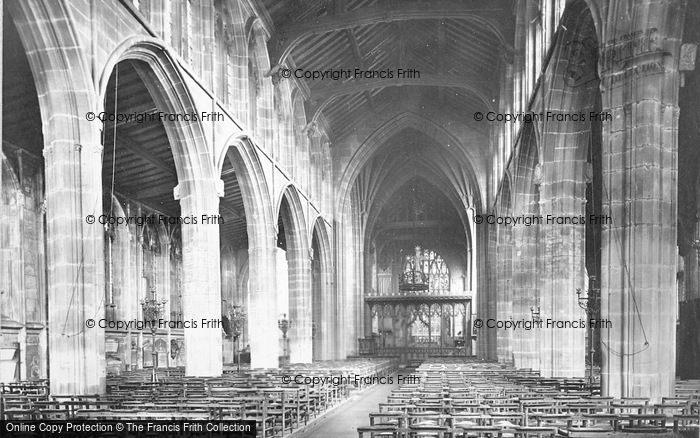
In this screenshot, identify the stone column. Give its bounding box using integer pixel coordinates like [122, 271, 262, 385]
[511, 194, 540, 370]
[288, 244, 312, 364]
[537, 161, 587, 378]
[598, 0, 684, 400]
[248, 233, 279, 369]
[311, 258, 322, 360]
[353, 212, 365, 356]
[483, 219, 498, 361]
[496, 221, 513, 364]
[321, 243, 336, 360]
[176, 181, 222, 376]
[335, 208, 361, 359]
[44, 139, 105, 394]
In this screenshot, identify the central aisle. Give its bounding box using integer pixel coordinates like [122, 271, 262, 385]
[294, 373, 400, 438]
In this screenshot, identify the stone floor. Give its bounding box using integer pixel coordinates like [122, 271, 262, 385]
[293, 373, 400, 438]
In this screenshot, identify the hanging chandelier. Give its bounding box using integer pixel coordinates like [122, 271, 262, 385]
[399, 178, 429, 292]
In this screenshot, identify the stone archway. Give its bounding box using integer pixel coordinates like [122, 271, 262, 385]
[311, 217, 334, 360]
[101, 42, 221, 378]
[335, 112, 485, 217]
[6, 0, 106, 394]
[219, 136, 277, 369]
[275, 184, 311, 364]
[534, 0, 600, 378]
[511, 122, 540, 371]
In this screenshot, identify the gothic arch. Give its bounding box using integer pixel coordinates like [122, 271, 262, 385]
[219, 134, 275, 368]
[362, 165, 472, 251]
[311, 216, 334, 359]
[219, 135, 274, 240]
[99, 39, 216, 191]
[246, 19, 274, 148]
[497, 171, 514, 214]
[513, 121, 540, 213]
[336, 112, 485, 217]
[0, 153, 22, 323]
[292, 91, 308, 184]
[6, 0, 95, 137]
[277, 183, 312, 363]
[539, 0, 600, 198]
[6, 0, 106, 394]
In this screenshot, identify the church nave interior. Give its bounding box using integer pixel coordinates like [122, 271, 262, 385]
[2, 0, 700, 437]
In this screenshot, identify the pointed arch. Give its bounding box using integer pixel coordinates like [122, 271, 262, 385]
[219, 134, 276, 368]
[6, 0, 106, 394]
[311, 216, 334, 359]
[99, 38, 216, 191]
[337, 112, 485, 216]
[220, 135, 274, 240]
[277, 183, 312, 363]
[0, 152, 22, 323]
[247, 18, 274, 149]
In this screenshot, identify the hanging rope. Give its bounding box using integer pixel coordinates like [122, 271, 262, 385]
[598, 151, 650, 357]
[60, 65, 119, 338]
[109, 64, 119, 217]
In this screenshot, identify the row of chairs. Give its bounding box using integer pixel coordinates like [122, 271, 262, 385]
[358, 359, 700, 437]
[2, 358, 398, 437]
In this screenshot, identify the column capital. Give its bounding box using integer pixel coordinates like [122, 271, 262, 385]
[174, 179, 225, 201]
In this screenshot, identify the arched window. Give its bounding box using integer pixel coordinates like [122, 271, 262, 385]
[247, 55, 258, 131]
[214, 0, 227, 101]
[186, 0, 195, 66]
[402, 248, 450, 295]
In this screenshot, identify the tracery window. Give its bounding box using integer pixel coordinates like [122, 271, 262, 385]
[403, 249, 450, 295]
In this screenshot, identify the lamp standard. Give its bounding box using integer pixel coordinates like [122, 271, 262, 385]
[576, 275, 601, 386]
[230, 305, 247, 373]
[141, 229, 166, 384]
[278, 314, 292, 366]
[141, 289, 166, 383]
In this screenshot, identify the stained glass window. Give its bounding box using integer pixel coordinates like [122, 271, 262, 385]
[403, 248, 450, 295]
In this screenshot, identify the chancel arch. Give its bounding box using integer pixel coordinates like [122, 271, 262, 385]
[335, 111, 486, 217]
[352, 123, 478, 362]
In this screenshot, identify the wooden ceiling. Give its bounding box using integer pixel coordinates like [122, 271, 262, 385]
[262, 0, 514, 139]
[103, 61, 181, 217]
[103, 61, 248, 249]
